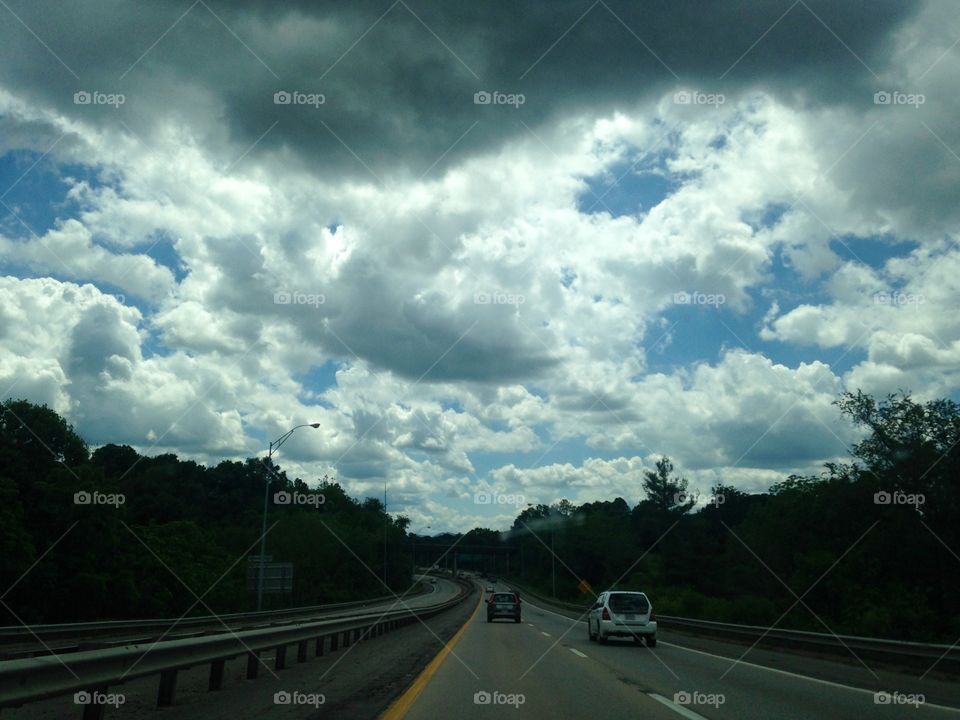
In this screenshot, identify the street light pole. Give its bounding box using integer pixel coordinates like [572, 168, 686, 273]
[257, 422, 320, 611]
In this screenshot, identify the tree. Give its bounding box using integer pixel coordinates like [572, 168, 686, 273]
[642, 457, 695, 514]
[0, 399, 88, 485]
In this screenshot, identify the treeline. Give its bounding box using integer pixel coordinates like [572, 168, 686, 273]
[5, 391, 958, 640]
[0, 400, 411, 624]
[489, 392, 960, 642]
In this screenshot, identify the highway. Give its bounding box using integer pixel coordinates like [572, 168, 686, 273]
[5, 576, 959, 718]
[390, 580, 960, 720]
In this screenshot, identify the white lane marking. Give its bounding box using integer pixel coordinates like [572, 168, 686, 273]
[523, 599, 585, 622]
[569, 648, 588, 658]
[541, 631, 551, 637]
[658, 641, 960, 714]
[648, 693, 710, 720]
[524, 598, 960, 714]
[527, 623, 536, 627]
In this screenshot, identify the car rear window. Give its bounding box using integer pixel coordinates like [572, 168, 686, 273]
[492, 593, 516, 603]
[608, 593, 649, 613]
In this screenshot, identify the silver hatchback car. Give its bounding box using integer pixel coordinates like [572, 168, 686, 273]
[587, 591, 657, 646]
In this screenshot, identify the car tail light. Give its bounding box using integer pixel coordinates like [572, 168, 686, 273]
[602, 607, 610, 620]
[650, 611, 656, 620]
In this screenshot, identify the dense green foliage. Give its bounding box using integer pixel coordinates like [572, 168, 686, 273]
[420, 392, 960, 641]
[0, 400, 411, 623]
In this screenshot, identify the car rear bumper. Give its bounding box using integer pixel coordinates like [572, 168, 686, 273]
[598, 619, 657, 637]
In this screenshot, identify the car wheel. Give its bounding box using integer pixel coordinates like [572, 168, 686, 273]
[598, 631, 608, 644]
[588, 621, 595, 641]
[646, 635, 657, 648]
[487, 616, 492, 623]
[515, 616, 521, 623]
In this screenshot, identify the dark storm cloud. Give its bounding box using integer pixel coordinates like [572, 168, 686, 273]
[306, 269, 559, 383]
[0, 0, 916, 175]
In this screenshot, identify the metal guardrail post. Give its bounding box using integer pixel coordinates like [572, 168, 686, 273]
[80, 686, 107, 720]
[157, 669, 177, 707]
[274, 645, 286, 669]
[208, 659, 225, 690]
[245, 651, 259, 679]
[296, 641, 308, 662]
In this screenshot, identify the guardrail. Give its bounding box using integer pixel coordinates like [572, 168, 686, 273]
[0, 580, 471, 716]
[0, 582, 430, 649]
[505, 579, 959, 674]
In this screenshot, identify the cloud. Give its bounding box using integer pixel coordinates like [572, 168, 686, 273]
[0, 1, 917, 176]
[2, 2, 958, 533]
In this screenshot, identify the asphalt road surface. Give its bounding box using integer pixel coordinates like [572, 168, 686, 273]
[392, 581, 960, 720]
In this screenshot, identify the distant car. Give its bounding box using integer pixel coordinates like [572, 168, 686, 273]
[485, 585, 494, 593]
[487, 591, 521, 623]
[587, 591, 657, 646]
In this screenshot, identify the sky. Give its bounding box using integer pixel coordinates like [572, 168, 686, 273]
[1, 0, 958, 533]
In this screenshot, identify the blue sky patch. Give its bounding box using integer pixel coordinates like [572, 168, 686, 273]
[577, 150, 681, 218]
[830, 234, 920, 270]
[294, 359, 341, 398]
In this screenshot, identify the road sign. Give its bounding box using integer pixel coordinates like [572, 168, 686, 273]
[246, 558, 293, 593]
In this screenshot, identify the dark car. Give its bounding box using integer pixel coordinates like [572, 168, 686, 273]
[487, 591, 521, 623]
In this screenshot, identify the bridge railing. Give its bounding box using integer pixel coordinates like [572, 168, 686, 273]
[0, 580, 471, 716]
[0, 583, 431, 648]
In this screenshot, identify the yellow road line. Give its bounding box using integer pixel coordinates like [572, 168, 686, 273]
[379, 591, 482, 720]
